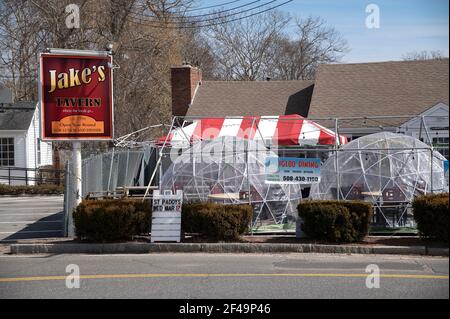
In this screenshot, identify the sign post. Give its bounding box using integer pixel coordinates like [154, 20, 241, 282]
[72, 141, 82, 207]
[39, 48, 114, 236]
[151, 190, 183, 243]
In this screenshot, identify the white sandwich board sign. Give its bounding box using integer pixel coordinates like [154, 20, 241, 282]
[151, 190, 183, 243]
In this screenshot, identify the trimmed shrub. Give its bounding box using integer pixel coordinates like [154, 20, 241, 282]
[298, 200, 373, 243]
[182, 202, 253, 241]
[413, 193, 449, 242]
[73, 200, 152, 242]
[0, 184, 64, 195]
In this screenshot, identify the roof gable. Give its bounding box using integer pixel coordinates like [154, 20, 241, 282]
[399, 102, 449, 130]
[0, 101, 36, 131]
[308, 59, 449, 127]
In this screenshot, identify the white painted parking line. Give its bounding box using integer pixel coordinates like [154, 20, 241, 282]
[0, 207, 61, 209]
[0, 213, 62, 216]
[0, 199, 50, 201]
[0, 230, 62, 234]
[0, 220, 61, 224]
[0, 199, 62, 205]
[0, 203, 62, 209]
[0, 210, 62, 213]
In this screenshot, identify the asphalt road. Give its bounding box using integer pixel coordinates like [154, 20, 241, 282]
[0, 253, 448, 299]
[0, 196, 64, 241]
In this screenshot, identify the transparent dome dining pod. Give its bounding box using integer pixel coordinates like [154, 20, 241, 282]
[309, 132, 447, 227]
[160, 136, 304, 232]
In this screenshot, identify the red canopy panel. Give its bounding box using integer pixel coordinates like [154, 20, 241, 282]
[158, 115, 348, 147]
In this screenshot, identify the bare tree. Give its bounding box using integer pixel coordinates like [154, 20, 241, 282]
[208, 11, 291, 81]
[402, 50, 447, 61]
[0, 1, 349, 152]
[179, 27, 217, 80]
[0, 0, 48, 100]
[206, 13, 347, 81]
[0, 0, 197, 148]
[268, 16, 349, 80]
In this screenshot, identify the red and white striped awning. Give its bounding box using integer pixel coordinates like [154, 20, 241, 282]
[158, 115, 347, 147]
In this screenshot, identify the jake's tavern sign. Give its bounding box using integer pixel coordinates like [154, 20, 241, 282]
[39, 50, 113, 140]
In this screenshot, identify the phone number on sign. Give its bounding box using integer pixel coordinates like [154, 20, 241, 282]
[282, 176, 319, 182]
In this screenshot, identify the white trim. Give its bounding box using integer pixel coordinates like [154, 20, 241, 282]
[46, 48, 109, 57]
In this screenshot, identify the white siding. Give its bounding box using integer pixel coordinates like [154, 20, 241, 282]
[40, 140, 53, 166]
[341, 103, 449, 143]
[32, 107, 53, 167]
[0, 131, 27, 185]
[398, 103, 449, 142]
[25, 107, 53, 169]
[26, 110, 38, 170]
[0, 105, 53, 185]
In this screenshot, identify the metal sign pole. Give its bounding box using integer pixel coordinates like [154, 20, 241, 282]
[73, 141, 82, 207]
[107, 147, 115, 193]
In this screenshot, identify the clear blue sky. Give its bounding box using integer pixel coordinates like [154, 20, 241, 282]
[196, 0, 449, 62]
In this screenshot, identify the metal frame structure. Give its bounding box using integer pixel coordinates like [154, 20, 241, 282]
[143, 114, 448, 230]
[60, 113, 449, 237]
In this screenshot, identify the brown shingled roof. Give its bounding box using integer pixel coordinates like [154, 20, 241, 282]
[308, 59, 449, 128]
[186, 80, 314, 117]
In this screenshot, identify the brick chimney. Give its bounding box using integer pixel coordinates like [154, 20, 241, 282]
[171, 64, 202, 117]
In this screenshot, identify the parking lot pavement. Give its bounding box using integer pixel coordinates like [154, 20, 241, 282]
[0, 196, 64, 242]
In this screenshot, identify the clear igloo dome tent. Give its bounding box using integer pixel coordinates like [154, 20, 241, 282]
[160, 136, 303, 231]
[310, 132, 447, 226]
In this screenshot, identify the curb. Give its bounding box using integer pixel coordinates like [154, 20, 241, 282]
[8, 243, 449, 256]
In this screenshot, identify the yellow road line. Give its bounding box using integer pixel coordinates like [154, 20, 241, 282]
[0, 273, 448, 283]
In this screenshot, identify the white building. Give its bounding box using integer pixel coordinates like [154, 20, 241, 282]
[0, 97, 53, 185]
[397, 102, 449, 159]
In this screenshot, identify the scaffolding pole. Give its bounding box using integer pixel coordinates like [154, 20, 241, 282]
[142, 117, 177, 201]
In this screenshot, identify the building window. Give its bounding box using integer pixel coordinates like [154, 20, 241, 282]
[433, 137, 449, 160]
[37, 138, 41, 165]
[0, 137, 14, 166]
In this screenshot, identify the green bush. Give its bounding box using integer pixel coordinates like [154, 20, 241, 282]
[298, 200, 373, 243]
[413, 193, 449, 242]
[73, 200, 152, 242]
[0, 184, 64, 195]
[182, 202, 253, 241]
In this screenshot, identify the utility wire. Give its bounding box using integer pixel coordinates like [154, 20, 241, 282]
[131, 0, 276, 24]
[128, 0, 293, 29]
[131, 0, 262, 21]
[185, 0, 244, 12]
